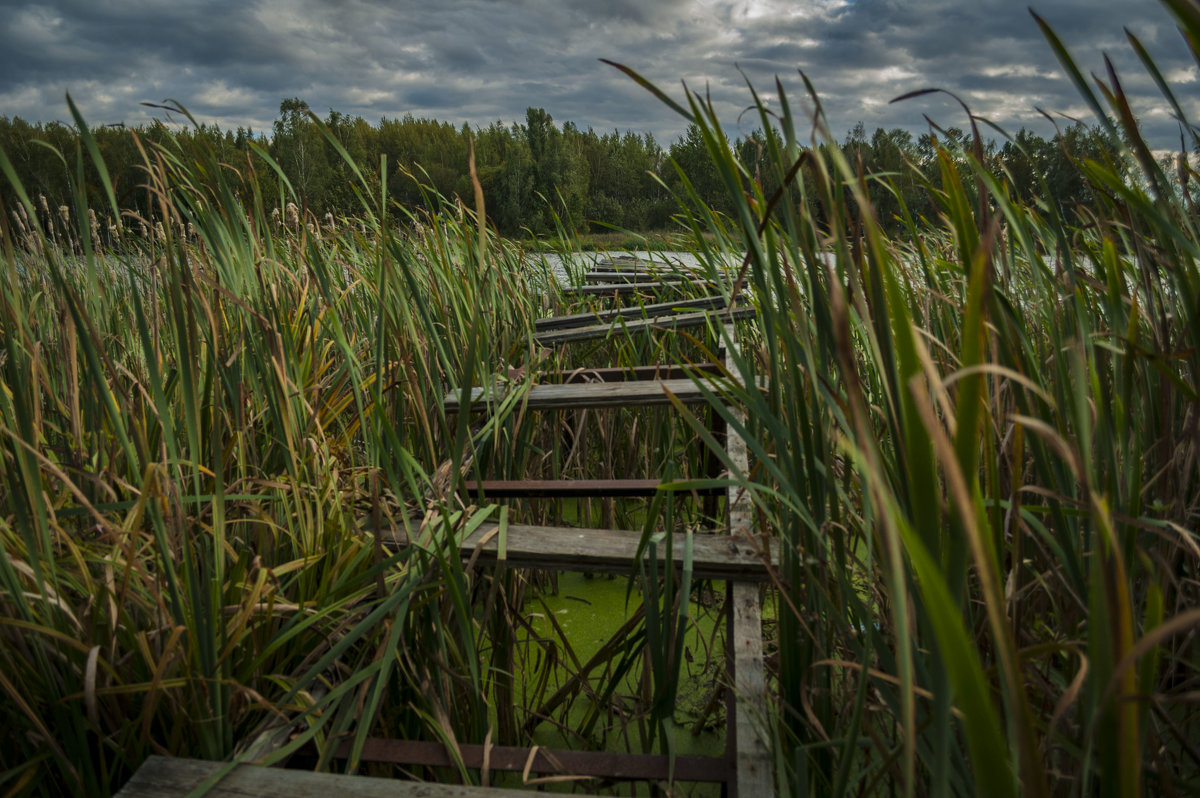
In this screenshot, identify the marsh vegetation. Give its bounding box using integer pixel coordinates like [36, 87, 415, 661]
[3, 2, 1200, 796]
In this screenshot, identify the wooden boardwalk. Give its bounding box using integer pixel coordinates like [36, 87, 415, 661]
[456, 522, 773, 581]
[118, 265, 771, 797]
[442, 376, 764, 413]
[118, 756, 532, 797]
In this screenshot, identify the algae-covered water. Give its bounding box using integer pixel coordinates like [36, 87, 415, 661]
[516, 570, 728, 794]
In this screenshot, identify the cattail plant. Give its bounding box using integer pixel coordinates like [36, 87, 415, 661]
[610, 1, 1200, 795]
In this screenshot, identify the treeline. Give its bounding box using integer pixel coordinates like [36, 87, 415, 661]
[0, 98, 1116, 238]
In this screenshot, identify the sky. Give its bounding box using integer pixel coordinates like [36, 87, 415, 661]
[0, 0, 1195, 149]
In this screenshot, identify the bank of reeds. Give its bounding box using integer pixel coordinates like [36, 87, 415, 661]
[0, 103, 573, 793]
[5, 2, 1200, 795]
[620, 1, 1200, 795]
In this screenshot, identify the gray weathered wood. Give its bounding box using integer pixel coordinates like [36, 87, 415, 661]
[560, 281, 700, 297]
[461, 478, 723, 498]
[731, 582, 772, 797]
[340, 738, 731, 782]
[533, 306, 756, 346]
[593, 256, 660, 270]
[533, 294, 735, 331]
[115, 755, 531, 797]
[458, 523, 772, 581]
[443, 377, 762, 414]
[554, 364, 723, 383]
[721, 319, 774, 797]
[583, 271, 697, 284]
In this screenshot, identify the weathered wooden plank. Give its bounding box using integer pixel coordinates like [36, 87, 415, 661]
[593, 256, 659, 270]
[337, 739, 732, 782]
[533, 294, 735, 332]
[461, 479, 724, 498]
[583, 271, 697, 284]
[533, 306, 756, 346]
[115, 755, 530, 797]
[555, 363, 724, 383]
[459, 523, 771, 580]
[560, 281, 699, 297]
[443, 377, 761, 413]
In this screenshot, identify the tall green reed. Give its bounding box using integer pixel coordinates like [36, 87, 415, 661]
[617, 1, 1200, 794]
[0, 102, 548, 794]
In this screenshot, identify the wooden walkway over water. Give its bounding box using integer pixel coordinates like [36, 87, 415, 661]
[118, 257, 771, 796]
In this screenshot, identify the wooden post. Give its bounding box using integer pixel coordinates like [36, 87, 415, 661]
[723, 321, 772, 797]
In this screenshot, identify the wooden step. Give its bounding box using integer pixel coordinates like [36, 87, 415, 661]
[461, 479, 724, 498]
[594, 256, 660, 270]
[460, 522, 771, 581]
[533, 294, 737, 332]
[533, 306, 755, 346]
[116, 755, 529, 797]
[583, 270, 697, 284]
[561, 281, 703, 297]
[554, 363, 723, 383]
[443, 377, 760, 413]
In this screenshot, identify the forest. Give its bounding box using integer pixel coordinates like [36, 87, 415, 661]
[0, 98, 1117, 239]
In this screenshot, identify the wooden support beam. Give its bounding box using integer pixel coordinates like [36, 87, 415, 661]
[721, 320, 774, 797]
[333, 739, 733, 783]
[730, 582, 771, 797]
[461, 479, 724, 498]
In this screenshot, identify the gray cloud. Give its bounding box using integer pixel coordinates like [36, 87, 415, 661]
[0, 0, 1193, 148]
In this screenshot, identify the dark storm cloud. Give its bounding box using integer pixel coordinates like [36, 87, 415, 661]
[0, 0, 1194, 148]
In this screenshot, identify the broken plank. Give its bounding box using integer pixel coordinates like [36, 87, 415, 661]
[459, 522, 771, 581]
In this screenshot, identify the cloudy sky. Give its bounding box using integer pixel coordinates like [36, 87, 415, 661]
[0, 0, 1195, 148]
